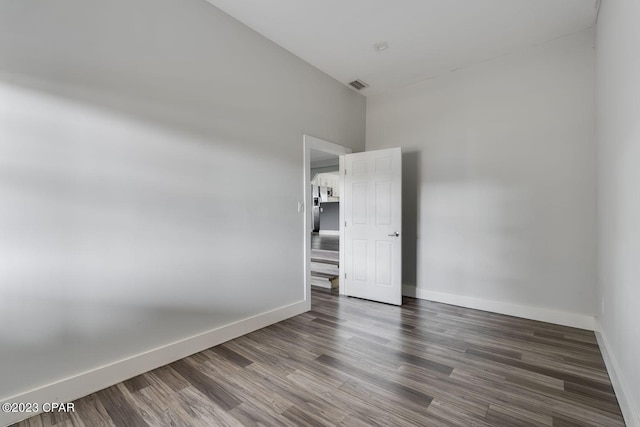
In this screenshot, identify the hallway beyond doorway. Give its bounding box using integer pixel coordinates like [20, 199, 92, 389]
[311, 233, 339, 251]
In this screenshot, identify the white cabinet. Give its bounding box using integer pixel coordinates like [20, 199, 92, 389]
[312, 172, 340, 197]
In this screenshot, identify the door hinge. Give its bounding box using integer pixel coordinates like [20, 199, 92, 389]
[345, 273, 347, 279]
[344, 169, 347, 175]
[345, 221, 347, 227]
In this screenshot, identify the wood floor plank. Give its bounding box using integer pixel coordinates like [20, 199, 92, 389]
[169, 359, 241, 412]
[338, 378, 447, 426]
[247, 361, 350, 424]
[465, 347, 614, 392]
[209, 344, 253, 368]
[485, 404, 547, 427]
[396, 364, 496, 417]
[174, 387, 242, 427]
[192, 353, 297, 418]
[13, 288, 625, 427]
[149, 365, 190, 393]
[126, 386, 190, 427]
[97, 385, 148, 427]
[488, 403, 553, 426]
[73, 393, 115, 427]
[425, 399, 493, 427]
[316, 353, 435, 407]
[345, 335, 454, 375]
[286, 369, 406, 427]
[227, 402, 293, 427]
[123, 374, 151, 394]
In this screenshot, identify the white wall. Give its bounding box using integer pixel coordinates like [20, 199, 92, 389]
[0, 0, 364, 408]
[596, 0, 640, 424]
[367, 29, 596, 324]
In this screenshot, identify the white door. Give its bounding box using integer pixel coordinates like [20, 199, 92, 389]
[343, 147, 402, 305]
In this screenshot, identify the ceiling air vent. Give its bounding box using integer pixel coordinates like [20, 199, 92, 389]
[348, 79, 369, 90]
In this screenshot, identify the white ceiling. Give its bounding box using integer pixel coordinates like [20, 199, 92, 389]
[310, 149, 337, 163]
[206, 0, 598, 95]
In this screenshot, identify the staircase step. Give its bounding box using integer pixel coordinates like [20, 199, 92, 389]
[311, 276, 332, 289]
[311, 271, 337, 279]
[310, 249, 339, 265]
[311, 257, 339, 266]
[311, 261, 339, 278]
[310, 248, 339, 289]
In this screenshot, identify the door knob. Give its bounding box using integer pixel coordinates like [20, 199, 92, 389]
[388, 232, 400, 237]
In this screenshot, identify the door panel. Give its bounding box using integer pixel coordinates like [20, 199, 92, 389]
[352, 182, 368, 224]
[375, 181, 392, 225]
[344, 147, 402, 305]
[353, 240, 368, 281]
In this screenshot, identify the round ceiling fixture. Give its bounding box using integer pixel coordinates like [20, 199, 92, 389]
[373, 42, 389, 52]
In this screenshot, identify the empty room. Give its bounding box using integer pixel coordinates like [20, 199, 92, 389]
[1, 0, 638, 426]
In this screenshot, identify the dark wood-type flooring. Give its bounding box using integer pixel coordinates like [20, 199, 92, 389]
[14, 289, 624, 426]
[311, 233, 339, 251]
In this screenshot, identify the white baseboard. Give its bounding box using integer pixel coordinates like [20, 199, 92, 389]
[402, 285, 595, 331]
[318, 230, 340, 236]
[0, 300, 307, 427]
[595, 320, 640, 427]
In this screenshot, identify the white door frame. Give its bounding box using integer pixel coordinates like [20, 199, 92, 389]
[303, 134, 352, 311]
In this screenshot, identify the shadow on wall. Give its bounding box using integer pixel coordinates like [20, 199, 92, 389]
[0, 2, 331, 396]
[402, 149, 536, 304]
[402, 151, 420, 286]
[0, 72, 297, 164]
[0, 297, 242, 399]
[0, 0, 366, 410]
[419, 179, 535, 303]
[0, 73, 307, 399]
[0, 25, 312, 403]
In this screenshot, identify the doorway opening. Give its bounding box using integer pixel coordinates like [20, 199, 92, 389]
[310, 150, 340, 289]
[303, 135, 351, 310]
[304, 135, 403, 309]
